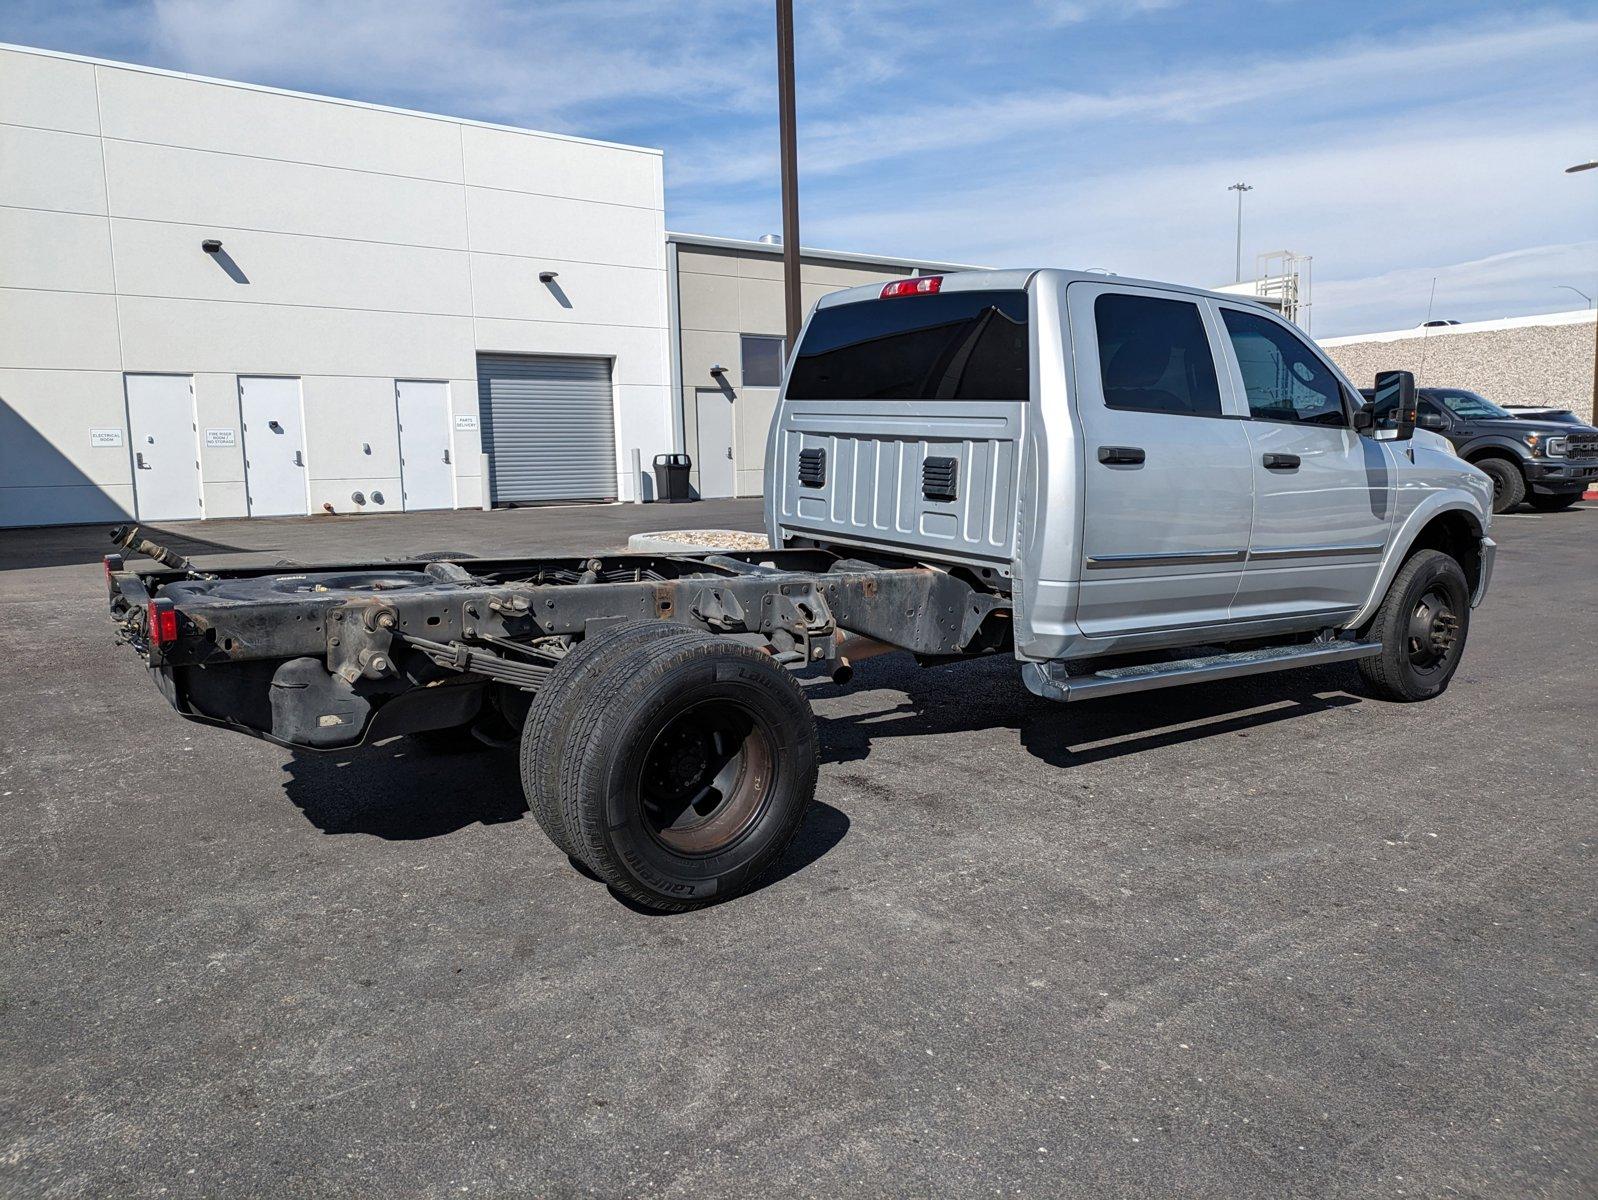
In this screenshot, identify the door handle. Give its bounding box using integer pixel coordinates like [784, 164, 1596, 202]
[1263, 453, 1301, 470]
[293, 450, 305, 467]
[443, 448, 451, 465]
[1097, 445, 1145, 465]
[136, 452, 150, 469]
[726, 447, 733, 459]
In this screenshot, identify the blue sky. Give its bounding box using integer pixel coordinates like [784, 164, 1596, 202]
[4, 0, 1596, 335]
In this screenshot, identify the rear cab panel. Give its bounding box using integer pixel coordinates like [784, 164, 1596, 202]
[765, 270, 1037, 578]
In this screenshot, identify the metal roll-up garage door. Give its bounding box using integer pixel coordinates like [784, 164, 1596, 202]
[477, 354, 617, 503]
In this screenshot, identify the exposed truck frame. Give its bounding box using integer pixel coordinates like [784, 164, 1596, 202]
[107, 534, 1009, 751]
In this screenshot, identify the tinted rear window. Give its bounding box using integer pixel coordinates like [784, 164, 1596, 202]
[785, 290, 1029, 401]
[1094, 293, 1222, 417]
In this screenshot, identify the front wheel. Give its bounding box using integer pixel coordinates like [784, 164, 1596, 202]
[1475, 458, 1525, 514]
[1528, 491, 1580, 512]
[1357, 549, 1471, 702]
[538, 636, 819, 911]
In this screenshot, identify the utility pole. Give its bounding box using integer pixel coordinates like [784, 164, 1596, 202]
[1228, 182, 1252, 283]
[775, 0, 802, 358]
[1566, 160, 1598, 416]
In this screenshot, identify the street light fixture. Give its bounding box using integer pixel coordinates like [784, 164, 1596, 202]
[1555, 285, 1593, 309]
[1227, 182, 1252, 283]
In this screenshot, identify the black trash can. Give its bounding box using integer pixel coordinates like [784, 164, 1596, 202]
[652, 453, 694, 503]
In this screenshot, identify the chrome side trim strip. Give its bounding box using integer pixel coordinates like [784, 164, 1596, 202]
[1085, 543, 1386, 570]
[1245, 542, 1387, 562]
[1084, 549, 1246, 570]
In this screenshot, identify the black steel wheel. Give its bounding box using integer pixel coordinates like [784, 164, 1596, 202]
[639, 698, 775, 855]
[1357, 549, 1471, 701]
[539, 636, 819, 911]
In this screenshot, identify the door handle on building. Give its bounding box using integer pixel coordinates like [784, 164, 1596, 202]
[726, 447, 733, 459]
[1263, 453, 1301, 470]
[136, 452, 150, 469]
[443, 449, 451, 465]
[293, 450, 304, 467]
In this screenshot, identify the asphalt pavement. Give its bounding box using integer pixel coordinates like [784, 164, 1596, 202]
[1, 500, 1593, 1198]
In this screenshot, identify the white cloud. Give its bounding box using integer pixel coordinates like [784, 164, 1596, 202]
[3, 1, 1592, 334]
[1314, 242, 1598, 336]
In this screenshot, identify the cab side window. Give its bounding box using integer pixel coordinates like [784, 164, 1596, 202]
[1093, 293, 1223, 417]
[1221, 308, 1347, 427]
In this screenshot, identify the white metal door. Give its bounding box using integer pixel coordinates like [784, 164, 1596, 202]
[238, 376, 307, 516]
[1066, 283, 1255, 637]
[696, 388, 736, 498]
[395, 380, 455, 511]
[125, 374, 202, 521]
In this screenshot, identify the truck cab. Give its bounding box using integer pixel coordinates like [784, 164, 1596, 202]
[766, 267, 1494, 677]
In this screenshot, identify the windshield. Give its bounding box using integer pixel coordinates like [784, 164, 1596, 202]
[1429, 389, 1512, 420]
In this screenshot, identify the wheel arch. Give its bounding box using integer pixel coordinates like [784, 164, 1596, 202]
[1460, 440, 1528, 469]
[1348, 499, 1486, 629]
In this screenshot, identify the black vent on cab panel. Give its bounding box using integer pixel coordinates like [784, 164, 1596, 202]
[798, 447, 826, 487]
[922, 455, 958, 501]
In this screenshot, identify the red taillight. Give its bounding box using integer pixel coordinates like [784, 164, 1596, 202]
[148, 599, 179, 647]
[881, 275, 943, 298]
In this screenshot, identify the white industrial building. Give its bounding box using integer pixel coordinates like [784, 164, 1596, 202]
[0, 42, 985, 529]
[0, 42, 672, 527]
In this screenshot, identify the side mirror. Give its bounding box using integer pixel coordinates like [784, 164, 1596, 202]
[1418, 411, 1447, 430]
[1373, 370, 1416, 440]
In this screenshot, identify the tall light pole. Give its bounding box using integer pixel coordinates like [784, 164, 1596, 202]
[1227, 183, 1253, 283]
[1566, 160, 1597, 415]
[775, 0, 802, 358]
[1555, 285, 1593, 309]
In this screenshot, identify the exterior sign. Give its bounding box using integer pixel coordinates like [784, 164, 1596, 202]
[90, 428, 124, 447]
[205, 428, 238, 447]
[454, 414, 478, 431]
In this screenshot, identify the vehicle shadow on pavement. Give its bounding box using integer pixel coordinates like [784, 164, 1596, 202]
[279, 740, 529, 839]
[811, 656, 1364, 769]
[0, 521, 258, 572]
[276, 742, 854, 898]
[604, 799, 852, 915]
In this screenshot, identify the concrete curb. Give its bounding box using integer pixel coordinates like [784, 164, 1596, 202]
[626, 530, 771, 554]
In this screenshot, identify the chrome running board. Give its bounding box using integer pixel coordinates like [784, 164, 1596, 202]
[1022, 638, 1382, 703]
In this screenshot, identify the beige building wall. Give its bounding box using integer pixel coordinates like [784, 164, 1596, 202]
[672, 240, 973, 498]
[1319, 310, 1596, 423]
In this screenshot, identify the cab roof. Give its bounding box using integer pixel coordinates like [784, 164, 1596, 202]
[813, 267, 1271, 311]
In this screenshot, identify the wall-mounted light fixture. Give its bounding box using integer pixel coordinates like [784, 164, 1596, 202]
[538, 270, 559, 283]
[709, 363, 726, 377]
[201, 239, 223, 253]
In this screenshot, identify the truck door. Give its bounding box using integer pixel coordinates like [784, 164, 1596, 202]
[1066, 283, 1254, 637]
[1214, 305, 1393, 622]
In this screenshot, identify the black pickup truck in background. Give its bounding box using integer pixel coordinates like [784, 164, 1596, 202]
[1362, 386, 1598, 513]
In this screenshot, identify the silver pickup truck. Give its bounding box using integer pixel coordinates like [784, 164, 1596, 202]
[107, 268, 1494, 911]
